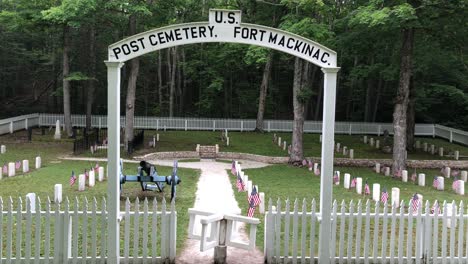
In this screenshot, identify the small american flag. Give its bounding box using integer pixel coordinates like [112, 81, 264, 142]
[302, 159, 307, 166]
[364, 180, 370, 195]
[381, 188, 389, 204]
[85, 169, 89, 179]
[95, 163, 99, 172]
[411, 171, 417, 182]
[433, 177, 439, 189]
[2, 164, 7, 174]
[410, 194, 420, 214]
[452, 178, 460, 192]
[451, 169, 460, 177]
[394, 169, 402, 178]
[430, 201, 441, 214]
[350, 177, 357, 188]
[69, 170, 76, 186]
[249, 186, 261, 206]
[314, 164, 320, 176]
[231, 160, 236, 175]
[308, 160, 313, 171]
[247, 199, 256, 217]
[15, 161, 21, 170]
[333, 171, 340, 185]
[236, 172, 245, 192]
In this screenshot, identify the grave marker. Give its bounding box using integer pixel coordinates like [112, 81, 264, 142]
[461, 171, 467, 182]
[98, 167, 104, 182]
[89, 170, 96, 187]
[26, 193, 36, 212]
[278, 137, 282, 147]
[35, 157, 41, 169]
[22, 160, 29, 173]
[349, 149, 354, 159]
[439, 147, 444, 157]
[363, 136, 368, 144]
[259, 192, 265, 214]
[431, 145, 435, 155]
[342, 146, 347, 156]
[458, 181, 465, 195]
[375, 140, 380, 149]
[384, 167, 390, 176]
[454, 151, 459, 160]
[436, 176, 444, 190]
[402, 170, 408, 182]
[336, 142, 341, 152]
[372, 184, 380, 202]
[423, 142, 428, 152]
[418, 173, 425, 186]
[415, 141, 420, 149]
[0, 145, 5, 154]
[356, 178, 363, 194]
[375, 163, 380, 173]
[54, 184, 62, 203]
[78, 174, 86, 191]
[344, 173, 351, 189]
[283, 141, 286, 151]
[54, 120, 61, 140]
[391, 188, 400, 208]
[8, 162, 15, 177]
[370, 138, 374, 147]
[445, 167, 451, 178]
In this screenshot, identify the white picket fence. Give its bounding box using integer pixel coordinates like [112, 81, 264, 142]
[264, 198, 468, 264]
[0, 196, 176, 263]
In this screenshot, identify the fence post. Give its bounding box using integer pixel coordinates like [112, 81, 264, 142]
[99, 117, 102, 129]
[213, 120, 216, 131]
[157, 119, 159, 131]
[433, 125, 436, 138]
[241, 120, 244, 132]
[25, 118, 28, 130]
[349, 123, 352, 135]
[169, 201, 177, 263]
[9, 121, 13, 133]
[185, 119, 187, 131]
[268, 121, 271, 132]
[450, 131, 453, 143]
[378, 125, 381, 136]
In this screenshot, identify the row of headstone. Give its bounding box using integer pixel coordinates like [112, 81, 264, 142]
[363, 136, 380, 149]
[149, 134, 160, 148]
[335, 142, 354, 159]
[234, 160, 265, 214]
[0, 157, 41, 179]
[77, 166, 106, 192]
[273, 133, 289, 152]
[416, 140, 460, 160]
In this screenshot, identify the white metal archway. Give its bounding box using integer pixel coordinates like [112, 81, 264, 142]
[106, 9, 339, 264]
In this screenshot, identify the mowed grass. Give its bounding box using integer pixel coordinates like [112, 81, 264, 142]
[230, 164, 468, 250]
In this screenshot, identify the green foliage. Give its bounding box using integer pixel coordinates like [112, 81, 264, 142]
[65, 71, 96, 81]
[42, 0, 98, 27]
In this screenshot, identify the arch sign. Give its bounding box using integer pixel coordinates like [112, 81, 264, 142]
[105, 9, 339, 264]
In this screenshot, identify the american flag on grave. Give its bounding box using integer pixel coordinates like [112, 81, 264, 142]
[314, 165, 321, 176]
[69, 170, 77, 186]
[433, 176, 439, 189]
[410, 193, 420, 214]
[452, 177, 460, 192]
[2, 164, 7, 174]
[302, 159, 307, 166]
[381, 188, 389, 204]
[333, 171, 340, 185]
[451, 169, 460, 177]
[94, 163, 99, 172]
[440, 166, 446, 176]
[364, 180, 370, 195]
[308, 160, 313, 171]
[15, 161, 21, 170]
[236, 172, 245, 192]
[350, 177, 357, 188]
[231, 160, 236, 175]
[249, 186, 261, 206]
[85, 169, 89, 179]
[430, 200, 441, 214]
[411, 171, 417, 182]
[394, 169, 402, 178]
[247, 198, 256, 218]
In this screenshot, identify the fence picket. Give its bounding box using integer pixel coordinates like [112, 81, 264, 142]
[151, 198, 158, 263]
[389, 202, 397, 264]
[415, 202, 423, 264]
[300, 199, 307, 264]
[284, 199, 291, 260]
[82, 197, 89, 263]
[0, 198, 3, 261]
[265, 199, 273, 264]
[407, 200, 414, 263]
[398, 201, 405, 264]
[124, 198, 130, 263]
[354, 201, 363, 261]
[309, 200, 316, 264]
[465, 204, 468, 261]
[372, 201, 380, 263]
[433, 203, 440, 264]
[25, 198, 32, 262]
[133, 198, 140, 263]
[423, 201, 432, 262]
[142, 198, 149, 264]
[6, 197, 13, 264]
[100, 198, 107, 264]
[15, 197, 23, 264]
[449, 201, 456, 264]
[292, 199, 299, 264]
[72, 198, 79, 264]
[363, 200, 371, 264]
[442, 201, 448, 264]
[338, 200, 346, 264]
[274, 199, 281, 264]
[161, 198, 167, 260]
[63, 198, 71, 264]
[91, 198, 98, 264]
[457, 201, 464, 263]
[44, 198, 51, 264]
[381, 202, 389, 262]
[330, 200, 338, 263]
[346, 201, 355, 262]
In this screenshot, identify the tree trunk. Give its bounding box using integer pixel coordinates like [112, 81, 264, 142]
[392, 28, 414, 173]
[157, 50, 163, 113]
[314, 78, 323, 121]
[406, 78, 416, 151]
[255, 51, 273, 132]
[62, 25, 73, 137]
[289, 57, 309, 165]
[372, 78, 384, 122]
[125, 15, 139, 150]
[86, 25, 96, 131]
[169, 47, 177, 117]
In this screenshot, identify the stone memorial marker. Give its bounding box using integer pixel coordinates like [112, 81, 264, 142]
[8, 162, 15, 177]
[313, 163, 319, 174]
[22, 160, 29, 173]
[78, 174, 86, 191]
[423, 142, 428, 152]
[0, 168, 2, 180]
[226, 137, 230, 146]
[344, 173, 351, 189]
[0, 145, 5, 154]
[278, 137, 282, 147]
[402, 170, 408, 182]
[445, 167, 451, 178]
[391, 188, 400, 208]
[372, 184, 380, 202]
[363, 136, 368, 144]
[384, 167, 390, 176]
[196, 144, 200, 152]
[356, 178, 363, 194]
[283, 141, 286, 151]
[461, 171, 468, 182]
[247, 181, 252, 195]
[35, 156, 41, 169]
[458, 181, 465, 195]
[431, 145, 435, 155]
[439, 147, 444, 157]
[98, 166, 105, 182]
[370, 138, 374, 147]
[152, 135, 156, 148]
[349, 149, 354, 159]
[415, 141, 421, 149]
[418, 173, 425, 186]
[26, 193, 36, 212]
[437, 176, 445, 190]
[343, 146, 347, 156]
[375, 163, 381, 173]
[244, 176, 249, 187]
[54, 184, 63, 203]
[54, 120, 61, 140]
[336, 142, 341, 152]
[157, 133, 160, 141]
[259, 192, 265, 214]
[89, 170, 96, 187]
[454, 151, 459, 160]
[375, 140, 380, 149]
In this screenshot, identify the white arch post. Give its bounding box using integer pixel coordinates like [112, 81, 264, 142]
[106, 9, 338, 263]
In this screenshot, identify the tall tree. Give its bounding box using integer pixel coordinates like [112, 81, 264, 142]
[255, 51, 273, 132]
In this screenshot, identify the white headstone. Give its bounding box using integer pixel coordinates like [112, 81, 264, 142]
[244, 176, 249, 187]
[98, 167, 104, 182]
[278, 137, 281, 147]
[356, 178, 363, 194]
[54, 120, 61, 140]
[437, 176, 445, 190]
[247, 181, 252, 195]
[22, 160, 29, 173]
[391, 188, 400, 208]
[430, 145, 435, 155]
[226, 137, 230, 146]
[457, 181, 465, 195]
[423, 142, 428, 152]
[372, 184, 380, 202]
[402, 170, 408, 182]
[370, 138, 374, 147]
[152, 136, 156, 148]
[335, 171, 340, 185]
[415, 141, 421, 149]
[89, 170, 95, 187]
[375, 140, 380, 149]
[439, 147, 444, 157]
[454, 151, 459, 160]
[54, 184, 63, 203]
[35, 156, 41, 169]
[196, 144, 200, 152]
[418, 173, 425, 186]
[8, 162, 15, 177]
[26, 193, 36, 212]
[313, 163, 319, 173]
[375, 163, 381, 173]
[461, 171, 468, 182]
[0, 168, 2, 180]
[215, 144, 219, 153]
[336, 142, 341, 152]
[343, 146, 347, 156]
[283, 141, 286, 151]
[384, 167, 390, 177]
[78, 174, 86, 191]
[349, 149, 354, 159]
[363, 136, 368, 144]
[445, 167, 451, 178]
[0, 145, 5, 154]
[259, 192, 265, 214]
[157, 133, 160, 141]
[344, 173, 351, 189]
